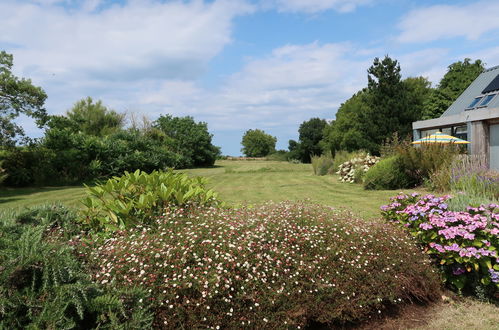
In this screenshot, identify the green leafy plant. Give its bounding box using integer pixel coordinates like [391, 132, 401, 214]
[80, 169, 222, 232]
[363, 156, 410, 190]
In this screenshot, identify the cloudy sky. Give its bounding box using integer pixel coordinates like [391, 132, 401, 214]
[2, 0, 499, 155]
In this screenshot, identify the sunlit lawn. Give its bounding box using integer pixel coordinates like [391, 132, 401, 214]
[0, 160, 417, 218]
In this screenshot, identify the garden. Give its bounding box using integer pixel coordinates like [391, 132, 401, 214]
[0, 154, 498, 329]
[1, 51, 498, 328]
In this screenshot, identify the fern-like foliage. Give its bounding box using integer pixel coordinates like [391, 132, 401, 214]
[0, 208, 153, 329]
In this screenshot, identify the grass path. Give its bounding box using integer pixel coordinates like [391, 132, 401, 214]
[1, 160, 416, 218]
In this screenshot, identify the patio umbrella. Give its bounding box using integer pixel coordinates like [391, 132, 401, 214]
[412, 132, 470, 144]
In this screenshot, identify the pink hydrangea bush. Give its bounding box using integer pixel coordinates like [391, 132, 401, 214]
[381, 193, 498, 297]
[75, 201, 440, 329]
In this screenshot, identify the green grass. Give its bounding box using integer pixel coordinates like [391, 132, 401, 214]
[0, 160, 418, 218]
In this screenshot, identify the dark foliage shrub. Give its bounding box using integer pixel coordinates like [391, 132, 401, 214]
[265, 150, 289, 161]
[1, 147, 58, 186]
[1, 129, 187, 186]
[80, 201, 441, 329]
[381, 193, 498, 300]
[363, 156, 412, 190]
[0, 221, 153, 328]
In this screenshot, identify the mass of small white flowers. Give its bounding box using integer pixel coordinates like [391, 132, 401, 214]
[75, 201, 439, 328]
[336, 154, 380, 183]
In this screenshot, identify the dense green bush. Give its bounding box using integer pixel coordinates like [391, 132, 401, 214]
[81, 169, 221, 232]
[0, 207, 153, 329]
[154, 114, 220, 167]
[265, 150, 290, 161]
[80, 201, 440, 329]
[1, 147, 58, 186]
[363, 156, 411, 190]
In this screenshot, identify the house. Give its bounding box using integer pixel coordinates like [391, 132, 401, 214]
[412, 65, 499, 170]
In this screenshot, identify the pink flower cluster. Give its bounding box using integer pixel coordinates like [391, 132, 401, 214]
[381, 193, 498, 294]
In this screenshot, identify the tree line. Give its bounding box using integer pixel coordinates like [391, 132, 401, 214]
[0, 51, 220, 186]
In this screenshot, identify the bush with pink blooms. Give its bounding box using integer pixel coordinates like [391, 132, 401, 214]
[381, 193, 498, 299]
[75, 201, 440, 329]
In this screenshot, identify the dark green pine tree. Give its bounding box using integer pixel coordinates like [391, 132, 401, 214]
[361, 56, 409, 155]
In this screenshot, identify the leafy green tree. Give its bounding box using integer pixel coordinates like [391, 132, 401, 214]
[154, 114, 220, 167]
[63, 97, 124, 136]
[295, 118, 327, 163]
[0, 51, 47, 146]
[241, 129, 276, 157]
[321, 89, 373, 154]
[422, 58, 484, 119]
[321, 57, 432, 155]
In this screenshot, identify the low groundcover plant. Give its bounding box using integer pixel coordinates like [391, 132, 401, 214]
[74, 201, 440, 329]
[381, 193, 498, 298]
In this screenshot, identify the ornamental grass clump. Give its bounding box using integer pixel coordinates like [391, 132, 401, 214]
[381, 193, 498, 299]
[78, 201, 440, 329]
[337, 154, 379, 183]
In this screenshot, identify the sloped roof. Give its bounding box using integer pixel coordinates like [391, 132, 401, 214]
[442, 65, 499, 117]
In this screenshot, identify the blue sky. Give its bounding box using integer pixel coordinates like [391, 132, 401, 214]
[2, 0, 499, 155]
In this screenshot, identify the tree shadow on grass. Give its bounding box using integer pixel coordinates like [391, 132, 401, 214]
[0, 186, 80, 204]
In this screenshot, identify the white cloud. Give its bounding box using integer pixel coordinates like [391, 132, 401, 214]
[265, 0, 373, 13]
[135, 42, 372, 133]
[0, 0, 253, 113]
[397, 1, 499, 43]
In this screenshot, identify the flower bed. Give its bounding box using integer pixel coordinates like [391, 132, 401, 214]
[381, 193, 498, 298]
[76, 201, 440, 329]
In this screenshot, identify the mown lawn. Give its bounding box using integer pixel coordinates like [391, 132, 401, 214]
[0, 159, 497, 328]
[0, 160, 416, 218]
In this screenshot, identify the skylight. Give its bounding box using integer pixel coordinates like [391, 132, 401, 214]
[478, 94, 496, 107]
[467, 96, 482, 109]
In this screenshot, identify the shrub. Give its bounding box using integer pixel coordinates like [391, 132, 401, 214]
[80, 201, 440, 328]
[395, 143, 460, 186]
[311, 152, 334, 176]
[80, 169, 221, 232]
[337, 154, 379, 183]
[381, 193, 498, 299]
[0, 221, 153, 328]
[0, 160, 7, 184]
[1, 146, 58, 186]
[265, 150, 289, 162]
[363, 156, 411, 190]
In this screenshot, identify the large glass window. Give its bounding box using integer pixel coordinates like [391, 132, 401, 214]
[467, 97, 482, 109]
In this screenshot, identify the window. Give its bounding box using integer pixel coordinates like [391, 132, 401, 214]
[478, 93, 496, 107]
[467, 97, 482, 109]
